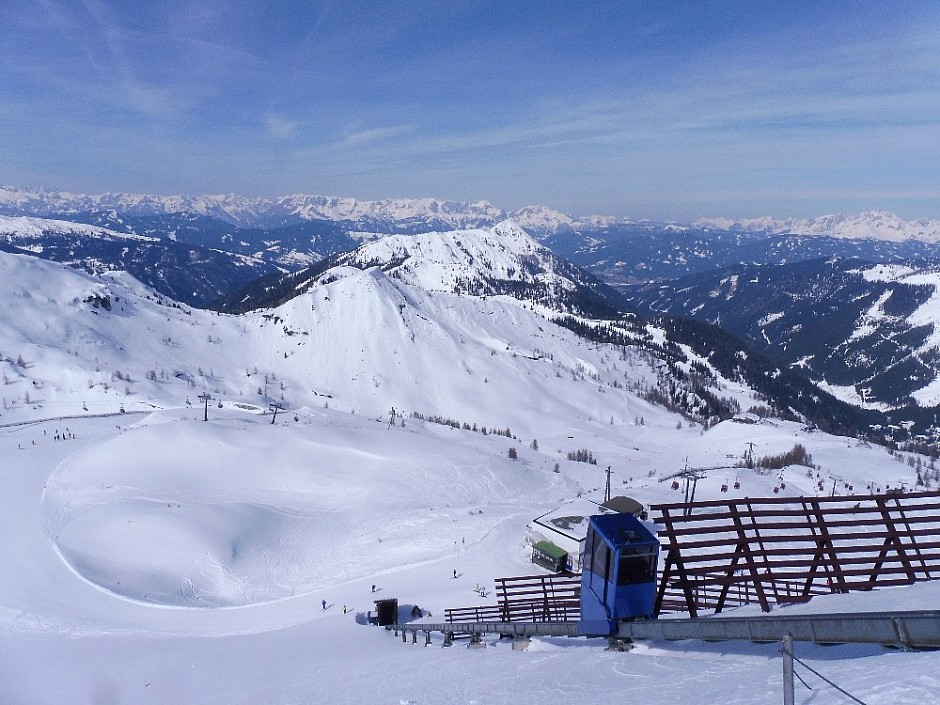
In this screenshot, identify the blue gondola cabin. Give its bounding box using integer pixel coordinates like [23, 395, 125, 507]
[578, 512, 659, 636]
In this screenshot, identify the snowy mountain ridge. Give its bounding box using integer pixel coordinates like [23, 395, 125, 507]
[0, 218, 872, 441]
[624, 257, 940, 416]
[335, 221, 577, 297]
[0, 213, 278, 307]
[0, 185, 511, 231]
[217, 221, 629, 322]
[0, 214, 159, 245]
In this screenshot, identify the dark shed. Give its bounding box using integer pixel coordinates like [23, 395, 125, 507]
[374, 598, 399, 626]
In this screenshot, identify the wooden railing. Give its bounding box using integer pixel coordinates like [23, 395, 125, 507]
[446, 573, 581, 624]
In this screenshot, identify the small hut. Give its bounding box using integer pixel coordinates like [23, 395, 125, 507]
[531, 540, 569, 572]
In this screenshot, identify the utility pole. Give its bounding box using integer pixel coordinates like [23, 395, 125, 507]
[198, 392, 212, 422]
[782, 634, 794, 705]
[605, 466, 612, 503]
[269, 402, 283, 424]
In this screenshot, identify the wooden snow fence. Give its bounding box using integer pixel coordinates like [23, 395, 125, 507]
[652, 490, 940, 616]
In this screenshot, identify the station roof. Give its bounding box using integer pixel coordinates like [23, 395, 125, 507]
[532, 495, 645, 543]
[601, 496, 643, 516]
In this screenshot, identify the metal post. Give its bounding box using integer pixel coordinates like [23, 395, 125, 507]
[198, 393, 212, 421]
[782, 634, 794, 705]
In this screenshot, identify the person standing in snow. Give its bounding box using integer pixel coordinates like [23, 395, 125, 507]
[321, 599, 327, 611]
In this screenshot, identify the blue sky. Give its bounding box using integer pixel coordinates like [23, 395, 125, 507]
[1, 1, 938, 220]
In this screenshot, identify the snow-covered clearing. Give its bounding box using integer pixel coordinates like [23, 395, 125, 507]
[2, 406, 939, 704]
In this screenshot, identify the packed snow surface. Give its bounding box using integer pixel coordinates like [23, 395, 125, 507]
[3, 407, 940, 704]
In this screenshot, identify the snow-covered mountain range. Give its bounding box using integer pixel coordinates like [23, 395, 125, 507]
[0, 236, 628, 432]
[0, 223, 644, 423]
[697, 210, 940, 243]
[0, 185, 520, 231]
[0, 214, 277, 306]
[4, 184, 937, 241]
[217, 221, 626, 320]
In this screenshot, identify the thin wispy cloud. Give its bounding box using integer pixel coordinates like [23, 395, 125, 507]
[341, 125, 416, 146]
[265, 114, 302, 140]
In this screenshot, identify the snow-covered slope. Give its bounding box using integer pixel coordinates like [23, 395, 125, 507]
[219, 220, 629, 322]
[0, 242, 653, 435]
[860, 264, 940, 406]
[5, 397, 938, 703]
[338, 221, 553, 290]
[331, 221, 607, 309]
